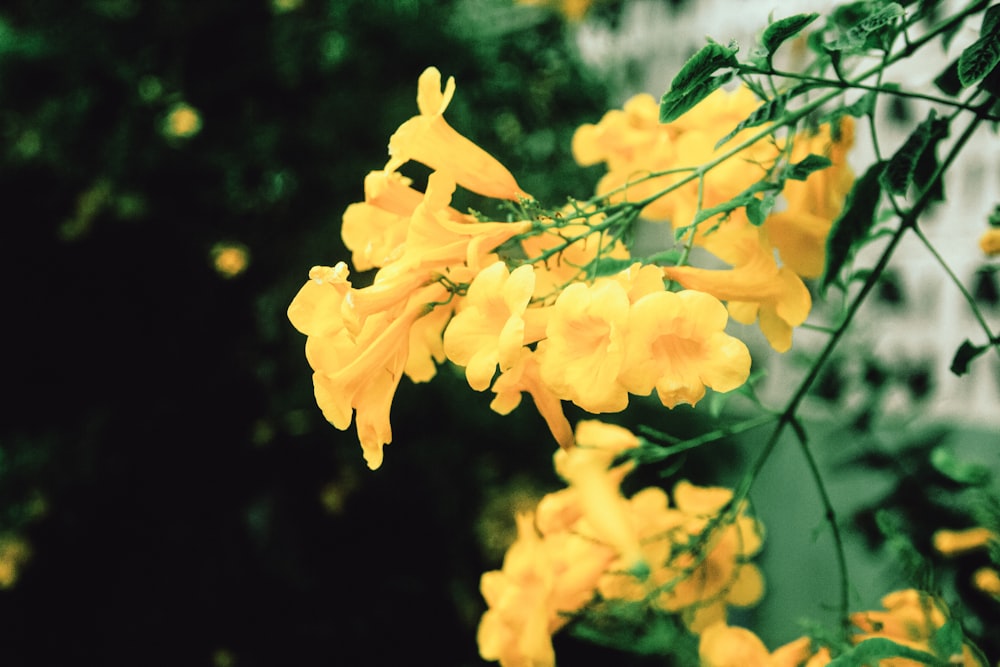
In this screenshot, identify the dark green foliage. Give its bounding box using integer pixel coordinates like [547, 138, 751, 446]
[949, 339, 991, 376]
[787, 154, 833, 181]
[958, 4, 1000, 87]
[659, 41, 739, 123]
[821, 160, 886, 292]
[760, 12, 820, 62]
[826, 2, 906, 53]
[827, 638, 939, 666]
[880, 110, 949, 196]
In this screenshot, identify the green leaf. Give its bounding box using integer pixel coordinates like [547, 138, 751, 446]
[934, 58, 963, 97]
[910, 117, 949, 203]
[827, 637, 939, 667]
[827, 3, 905, 53]
[787, 154, 832, 181]
[745, 192, 776, 226]
[589, 256, 636, 278]
[660, 74, 733, 123]
[644, 249, 684, 265]
[931, 620, 964, 660]
[660, 41, 739, 123]
[761, 13, 820, 59]
[958, 37, 1000, 88]
[821, 160, 886, 292]
[715, 93, 788, 148]
[950, 339, 988, 376]
[879, 110, 949, 196]
[931, 445, 991, 486]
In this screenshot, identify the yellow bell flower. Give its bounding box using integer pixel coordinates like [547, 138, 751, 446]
[490, 347, 574, 449]
[540, 279, 632, 413]
[979, 228, 1000, 255]
[619, 289, 752, 408]
[386, 67, 529, 201]
[663, 235, 811, 353]
[443, 262, 538, 391]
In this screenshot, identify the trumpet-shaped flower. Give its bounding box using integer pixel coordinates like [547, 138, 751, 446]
[619, 289, 752, 408]
[540, 279, 632, 413]
[443, 262, 539, 391]
[490, 347, 573, 449]
[477, 512, 615, 667]
[386, 67, 528, 201]
[662, 236, 811, 353]
[980, 228, 1000, 255]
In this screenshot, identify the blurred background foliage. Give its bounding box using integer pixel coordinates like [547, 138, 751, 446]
[0, 0, 669, 664]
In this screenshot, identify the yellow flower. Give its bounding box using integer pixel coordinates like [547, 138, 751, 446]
[598, 481, 765, 634]
[849, 589, 984, 667]
[210, 242, 250, 278]
[979, 228, 1000, 255]
[386, 68, 528, 201]
[163, 102, 201, 138]
[699, 623, 824, 667]
[477, 512, 615, 667]
[765, 118, 855, 278]
[932, 526, 998, 557]
[619, 289, 752, 408]
[443, 262, 539, 391]
[516, 0, 596, 21]
[540, 279, 632, 413]
[972, 567, 1000, 600]
[289, 262, 450, 469]
[552, 421, 644, 566]
[662, 235, 811, 353]
[490, 347, 574, 449]
[399, 172, 532, 272]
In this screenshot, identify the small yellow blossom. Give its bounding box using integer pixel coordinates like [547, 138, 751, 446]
[932, 526, 998, 557]
[163, 102, 202, 138]
[979, 228, 1000, 256]
[386, 68, 529, 201]
[972, 567, 1000, 600]
[211, 242, 250, 278]
[0, 534, 30, 588]
[516, 0, 596, 21]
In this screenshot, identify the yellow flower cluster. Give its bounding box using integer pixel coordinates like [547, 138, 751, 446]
[573, 89, 855, 351]
[289, 68, 756, 468]
[698, 588, 985, 667]
[477, 421, 765, 667]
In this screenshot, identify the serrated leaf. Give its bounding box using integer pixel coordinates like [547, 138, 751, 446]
[950, 339, 988, 376]
[670, 41, 740, 92]
[879, 110, 949, 196]
[958, 36, 1000, 88]
[931, 446, 991, 486]
[761, 13, 820, 58]
[660, 42, 738, 123]
[828, 3, 905, 52]
[787, 154, 832, 181]
[660, 74, 734, 123]
[715, 93, 788, 148]
[827, 637, 939, 667]
[821, 160, 886, 292]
